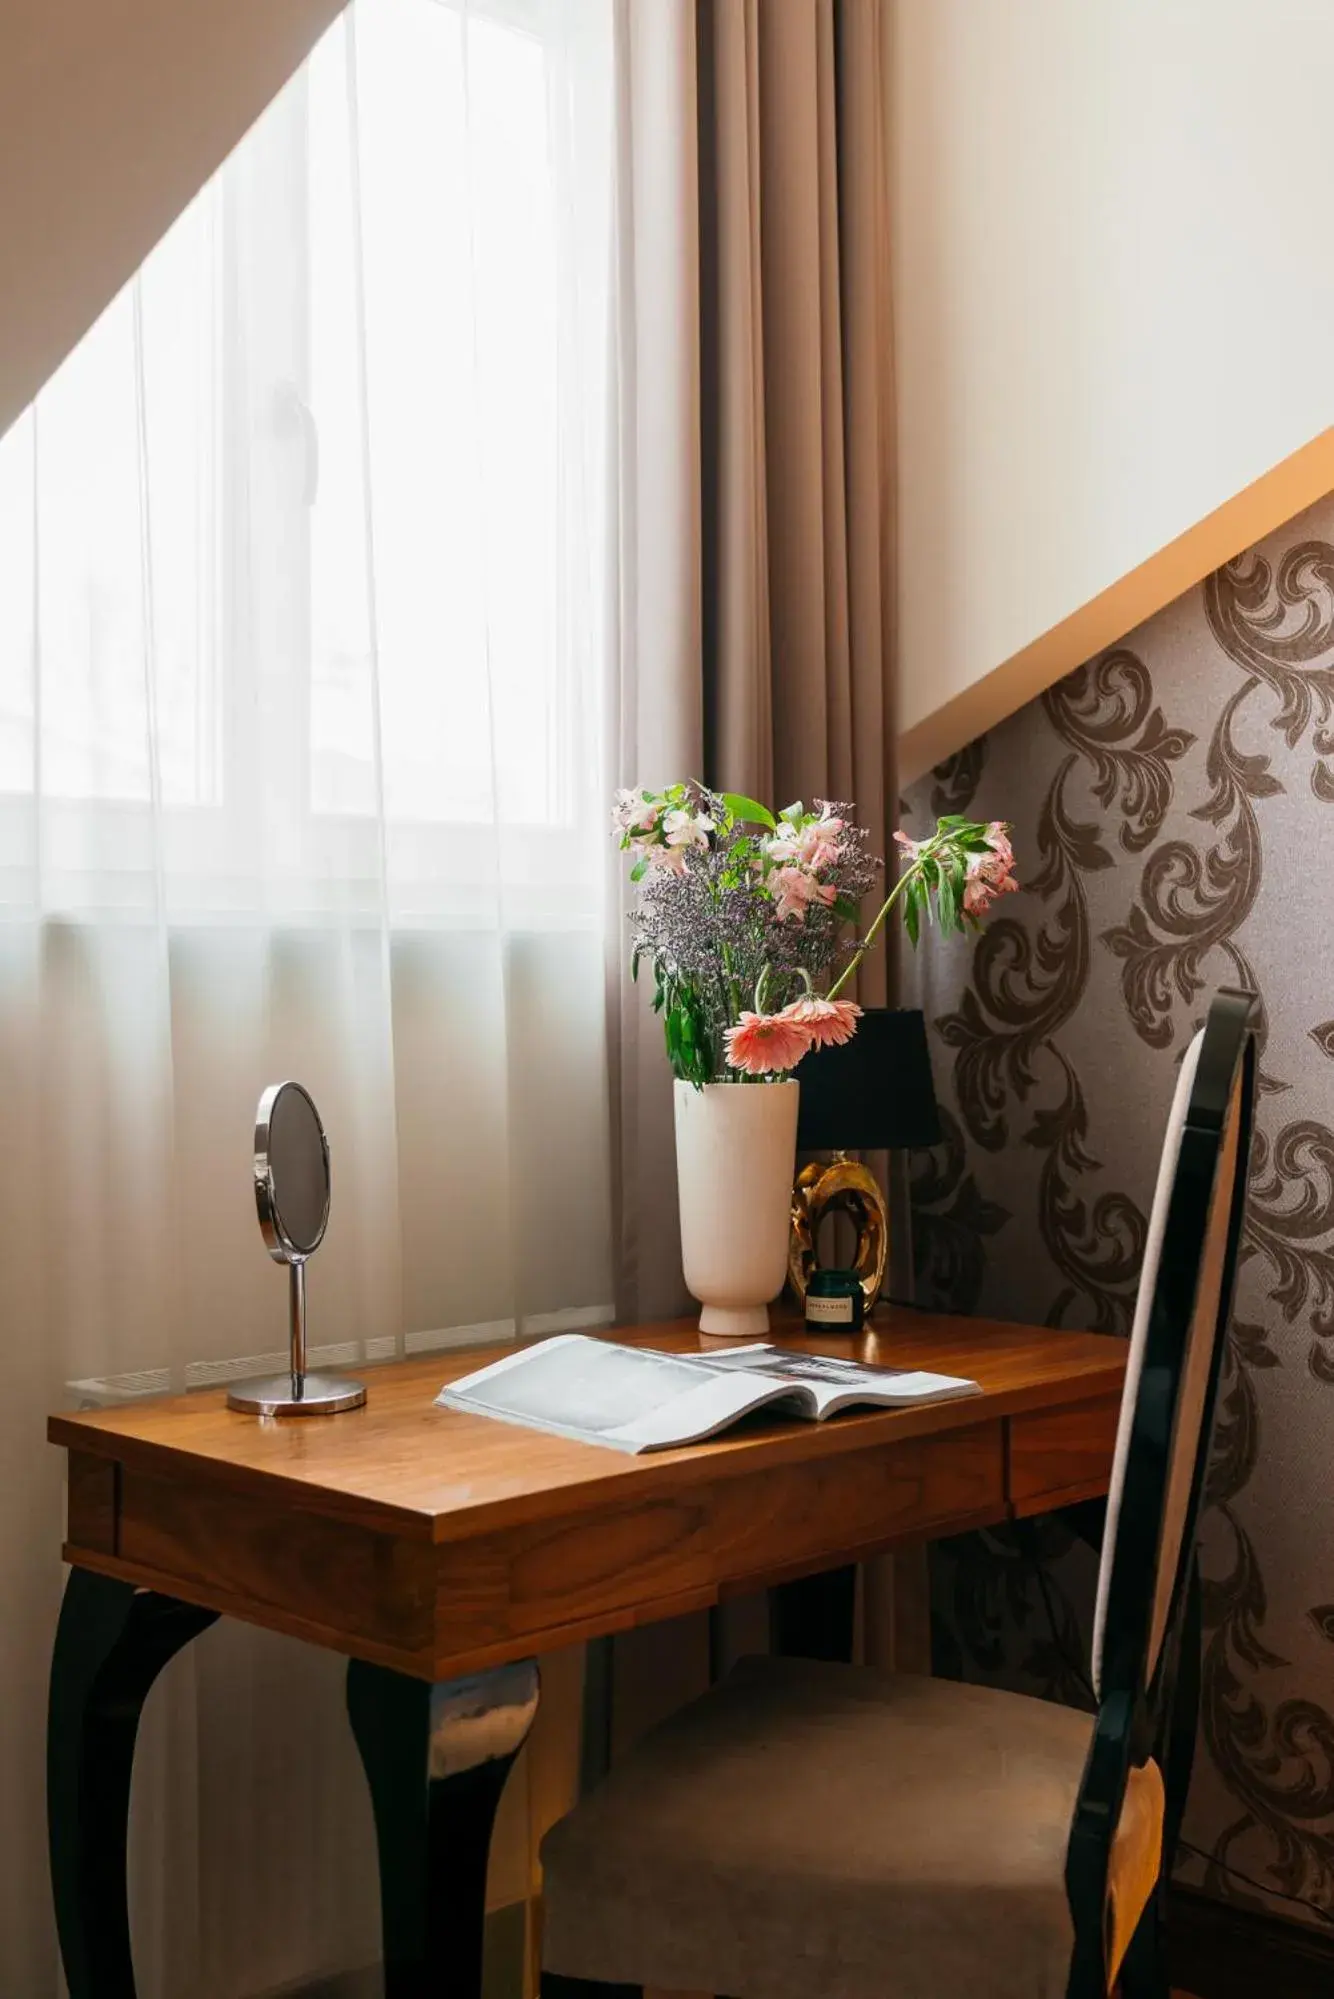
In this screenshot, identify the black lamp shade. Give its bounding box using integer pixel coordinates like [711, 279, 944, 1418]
[794, 1007, 941, 1152]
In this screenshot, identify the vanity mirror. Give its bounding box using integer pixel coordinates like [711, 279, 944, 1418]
[226, 1081, 366, 1415]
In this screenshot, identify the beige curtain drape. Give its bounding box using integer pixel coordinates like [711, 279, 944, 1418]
[609, 0, 898, 1325]
[604, 0, 916, 1732]
[607, 0, 705, 1327]
[699, 0, 898, 969]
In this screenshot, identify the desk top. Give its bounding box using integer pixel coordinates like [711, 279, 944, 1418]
[52, 1310, 1126, 1545]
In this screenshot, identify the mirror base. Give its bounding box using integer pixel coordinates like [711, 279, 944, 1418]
[226, 1372, 367, 1416]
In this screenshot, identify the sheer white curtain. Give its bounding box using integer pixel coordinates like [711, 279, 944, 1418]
[0, 0, 614, 1990]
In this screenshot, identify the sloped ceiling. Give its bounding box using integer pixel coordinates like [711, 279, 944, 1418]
[0, 0, 348, 439]
[899, 427, 1334, 782]
[889, 0, 1334, 782]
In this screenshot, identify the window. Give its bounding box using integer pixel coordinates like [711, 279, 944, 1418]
[0, 0, 612, 921]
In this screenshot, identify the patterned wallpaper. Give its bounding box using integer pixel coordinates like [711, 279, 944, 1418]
[903, 492, 1334, 1925]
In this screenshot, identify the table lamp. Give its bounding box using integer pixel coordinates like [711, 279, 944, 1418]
[789, 1007, 942, 1317]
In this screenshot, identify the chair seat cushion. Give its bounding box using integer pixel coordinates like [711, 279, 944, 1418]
[541, 1655, 1094, 1999]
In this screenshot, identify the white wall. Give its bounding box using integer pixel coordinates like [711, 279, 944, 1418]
[0, 0, 346, 439]
[891, 0, 1334, 776]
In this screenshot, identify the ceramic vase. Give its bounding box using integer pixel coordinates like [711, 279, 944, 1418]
[673, 1078, 800, 1336]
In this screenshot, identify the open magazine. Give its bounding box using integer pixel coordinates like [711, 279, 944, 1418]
[435, 1334, 981, 1454]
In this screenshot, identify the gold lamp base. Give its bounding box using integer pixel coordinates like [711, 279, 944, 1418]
[788, 1152, 889, 1315]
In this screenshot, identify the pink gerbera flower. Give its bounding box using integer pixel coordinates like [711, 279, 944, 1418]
[724, 1010, 813, 1076]
[781, 996, 862, 1048]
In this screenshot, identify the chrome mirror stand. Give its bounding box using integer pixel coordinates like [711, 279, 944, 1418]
[227, 1081, 366, 1417]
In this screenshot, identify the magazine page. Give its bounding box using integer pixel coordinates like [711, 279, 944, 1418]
[693, 1343, 981, 1414]
[436, 1334, 816, 1453]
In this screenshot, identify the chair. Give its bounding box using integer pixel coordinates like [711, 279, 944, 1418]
[539, 988, 1258, 1999]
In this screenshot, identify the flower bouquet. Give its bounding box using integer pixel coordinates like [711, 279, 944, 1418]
[614, 783, 1016, 1332]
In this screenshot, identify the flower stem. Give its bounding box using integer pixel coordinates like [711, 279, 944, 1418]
[719, 942, 742, 1025]
[826, 850, 928, 1000]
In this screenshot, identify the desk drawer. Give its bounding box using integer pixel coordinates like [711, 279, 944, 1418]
[433, 1419, 1007, 1664]
[1009, 1396, 1120, 1514]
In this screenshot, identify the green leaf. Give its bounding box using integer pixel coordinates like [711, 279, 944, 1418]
[904, 891, 920, 948]
[832, 893, 860, 924]
[721, 792, 776, 830]
[915, 877, 933, 933]
[630, 855, 648, 882]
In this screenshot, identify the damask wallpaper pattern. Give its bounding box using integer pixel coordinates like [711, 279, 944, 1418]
[904, 492, 1334, 1925]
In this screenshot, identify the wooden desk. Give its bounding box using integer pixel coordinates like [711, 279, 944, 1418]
[47, 1309, 1125, 1998]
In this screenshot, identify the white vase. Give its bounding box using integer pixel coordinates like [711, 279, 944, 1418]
[673, 1078, 800, 1337]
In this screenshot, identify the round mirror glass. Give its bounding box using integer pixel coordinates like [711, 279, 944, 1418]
[256, 1081, 330, 1260]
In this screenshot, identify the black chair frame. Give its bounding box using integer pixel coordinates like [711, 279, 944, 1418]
[1065, 988, 1256, 1997]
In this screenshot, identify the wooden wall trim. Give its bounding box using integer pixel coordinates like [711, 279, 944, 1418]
[1169, 1881, 1334, 1999]
[899, 427, 1334, 782]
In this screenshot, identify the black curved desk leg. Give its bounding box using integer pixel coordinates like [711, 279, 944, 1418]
[347, 1656, 540, 1999]
[48, 1568, 219, 1999]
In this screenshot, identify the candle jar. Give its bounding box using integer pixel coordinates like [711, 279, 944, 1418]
[803, 1266, 865, 1334]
